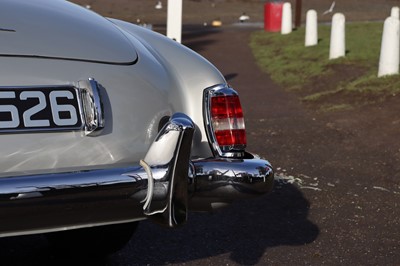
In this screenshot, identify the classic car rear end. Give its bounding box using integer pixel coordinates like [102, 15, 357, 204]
[0, 0, 273, 254]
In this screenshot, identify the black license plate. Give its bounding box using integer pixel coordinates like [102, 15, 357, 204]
[0, 86, 82, 132]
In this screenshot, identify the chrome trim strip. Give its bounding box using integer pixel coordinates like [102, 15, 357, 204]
[0, 28, 16, 32]
[0, 54, 138, 66]
[79, 78, 105, 135]
[0, 218, 144, 238]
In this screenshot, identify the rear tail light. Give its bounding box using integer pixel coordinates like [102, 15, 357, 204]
[204, 85, 247, 158]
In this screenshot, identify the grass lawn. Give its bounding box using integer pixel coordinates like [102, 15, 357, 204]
[250, 22, 400, 111]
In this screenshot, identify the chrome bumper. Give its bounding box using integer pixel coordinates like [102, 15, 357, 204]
[0, 113, 273, 236]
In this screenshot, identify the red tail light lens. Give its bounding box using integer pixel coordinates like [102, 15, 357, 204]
[211, 95, 246, 146]
[204, 85, 247, 158]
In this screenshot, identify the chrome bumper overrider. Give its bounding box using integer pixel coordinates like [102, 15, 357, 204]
[0, 113, 273, 236]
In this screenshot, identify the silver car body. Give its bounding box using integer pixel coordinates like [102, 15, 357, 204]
[1, 0, 222, 175]
[0, 0, 273, 237]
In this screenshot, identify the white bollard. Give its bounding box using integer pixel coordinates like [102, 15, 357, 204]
[391, 6, 400, 19]
[305, 10, 318, 47]
[329, 13, 346, 60]
[167, 0, 182, 43]
[378, 17, 400, 77]
[281, 2, 292, 35]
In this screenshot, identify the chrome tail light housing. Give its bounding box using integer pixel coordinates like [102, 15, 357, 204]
[203, 84, 247, 158]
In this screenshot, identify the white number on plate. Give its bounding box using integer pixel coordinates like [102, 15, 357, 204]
[20, 91, 50, 127]
[0, 92, 20, 128]
[49, 91, 78, 126]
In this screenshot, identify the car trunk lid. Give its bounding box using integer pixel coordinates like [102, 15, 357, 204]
[0, 0, 137, 64]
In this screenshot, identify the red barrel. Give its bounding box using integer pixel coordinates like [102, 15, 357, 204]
[264, 2, 283, 32]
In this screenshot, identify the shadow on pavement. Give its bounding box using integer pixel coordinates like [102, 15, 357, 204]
[153, 24, 221, 53]
[110, 182, 319, 265]
[0, 183, 318, 265]
[182, 25, 221, 52]
[224, 73, 238, 81]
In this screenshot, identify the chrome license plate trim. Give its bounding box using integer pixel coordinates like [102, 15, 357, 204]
[0, 79, 105, 135]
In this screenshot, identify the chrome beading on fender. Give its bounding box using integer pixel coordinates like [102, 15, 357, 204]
[78, 78, 105, 135]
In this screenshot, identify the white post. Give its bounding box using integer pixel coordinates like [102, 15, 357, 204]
[305, 10, 318, 47]
[391, 6, 400, 19]
[281, 2, 292, 35]
[329, 13, 345, 60]
[378, 17, 400, 77]
[167, 0, 182, 43]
